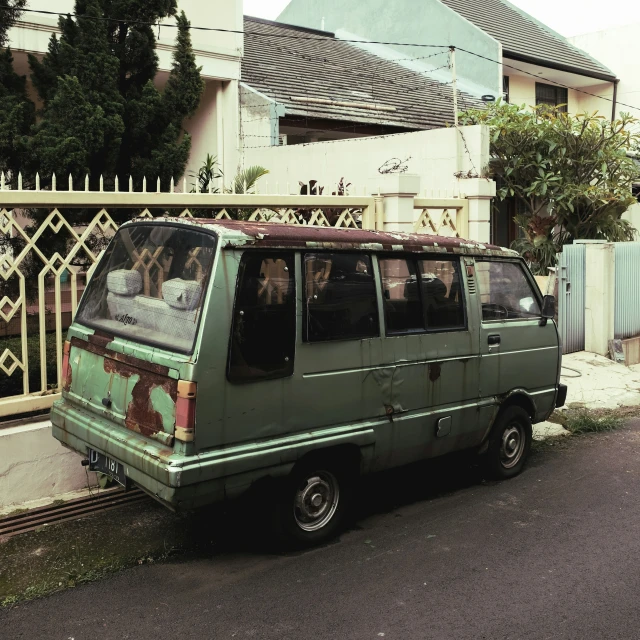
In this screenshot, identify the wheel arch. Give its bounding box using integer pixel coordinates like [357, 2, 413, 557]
[293, 443, 367, 478]
[499, 389, 537, 420]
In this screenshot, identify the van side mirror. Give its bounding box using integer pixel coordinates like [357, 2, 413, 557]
[541, 295, 555, 319]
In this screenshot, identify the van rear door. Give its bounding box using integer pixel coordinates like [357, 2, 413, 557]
[64, 336, 179, 445]
[64, 222, 217, 445]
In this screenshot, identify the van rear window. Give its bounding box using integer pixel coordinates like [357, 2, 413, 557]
[76, 224, 216, 354]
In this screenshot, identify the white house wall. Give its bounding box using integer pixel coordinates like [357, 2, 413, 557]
[623, 203, 640, 233]
[244, 125, 490, 196]
[506, 68, 613, 117]
[10, 0, 242, 79]
[6, 0, 243, 184]
[571, 26, 640, 127]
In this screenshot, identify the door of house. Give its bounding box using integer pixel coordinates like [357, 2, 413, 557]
[558, 244, 586, 354]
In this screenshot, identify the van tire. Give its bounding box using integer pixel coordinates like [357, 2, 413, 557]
[273, 457, 354, 548]
[484, 406, 532, 480]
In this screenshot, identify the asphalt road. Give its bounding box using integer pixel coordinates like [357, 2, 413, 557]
[4, 420, 640, 640]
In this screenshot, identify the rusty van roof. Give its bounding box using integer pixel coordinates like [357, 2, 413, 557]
[133, 218, 517, 257]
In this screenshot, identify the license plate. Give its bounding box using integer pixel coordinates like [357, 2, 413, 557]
[88, 449, 127, 488]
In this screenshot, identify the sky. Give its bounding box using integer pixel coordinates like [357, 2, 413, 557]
[243, 0, 640, 38]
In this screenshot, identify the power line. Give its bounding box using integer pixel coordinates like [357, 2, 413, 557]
[3, 6, 449, 48]
[5, 6, 640, 116]
[455, 47, 640, 116]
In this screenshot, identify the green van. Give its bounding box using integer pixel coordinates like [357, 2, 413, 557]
[51, 218, 566, 546]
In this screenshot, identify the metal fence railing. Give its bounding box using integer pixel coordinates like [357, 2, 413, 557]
[614, 242, 640, 340]
[0, 176, 470, 418]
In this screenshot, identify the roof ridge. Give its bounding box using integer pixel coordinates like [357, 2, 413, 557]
[244, 15, 335, 38]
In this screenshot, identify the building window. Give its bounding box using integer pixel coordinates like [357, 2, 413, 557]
[228, 252, 296, 382]
[304, 253, 379, 342]
[503, 76, 510, 103]
[535, 82, 568, 112]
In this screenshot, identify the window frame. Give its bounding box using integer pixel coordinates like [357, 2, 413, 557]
[227, 249, 297, 384]
[302, 251, 381, 344]
[475, 258, 543, 324]
[378, 254, 468, 337]
[535, 82, 568, 113]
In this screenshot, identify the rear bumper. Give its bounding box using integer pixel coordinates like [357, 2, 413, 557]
[51, 400, 224, 510]
[51, 398, 376, 511]
[556, 383, 568, 409]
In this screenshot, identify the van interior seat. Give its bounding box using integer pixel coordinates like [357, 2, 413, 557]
[106, 269, 200, 343]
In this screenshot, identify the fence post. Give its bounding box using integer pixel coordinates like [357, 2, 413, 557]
[458, 178, 495, 243]
[374, 174, 420, 233]
[582, 241, 615, 356]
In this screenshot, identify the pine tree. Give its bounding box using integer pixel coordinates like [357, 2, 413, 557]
[26, 0, 204, 189]
[27, 0, 125, 186]
[112, 8, 204, 186]
[0, 0, 34, 179]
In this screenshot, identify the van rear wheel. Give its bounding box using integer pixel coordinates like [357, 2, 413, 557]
[484, 406, 532, 480]
[274, 458, 353, 548]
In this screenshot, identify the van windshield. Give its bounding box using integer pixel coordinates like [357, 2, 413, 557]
[76, 223, 217, 354]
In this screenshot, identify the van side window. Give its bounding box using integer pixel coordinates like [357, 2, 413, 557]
[228, 253, 295, 382]
[476, 260, 541, 321]
[380, 259, 425, 333]
[304, 253, 379, 342]
[418, 259, 466, 330]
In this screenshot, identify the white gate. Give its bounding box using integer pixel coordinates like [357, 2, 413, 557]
[558, 244, 586, 354]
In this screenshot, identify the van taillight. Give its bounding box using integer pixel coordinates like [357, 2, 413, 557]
[61, 341, 71, 389]
[175, 380, 197, 443]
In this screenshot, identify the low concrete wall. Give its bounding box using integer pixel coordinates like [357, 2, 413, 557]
[0, 420, 96, 510]
[244, 125, 490, 196]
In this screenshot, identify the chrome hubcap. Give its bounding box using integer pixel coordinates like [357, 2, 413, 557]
[294, 471, 340, 532]
[500, 424, 525, 469]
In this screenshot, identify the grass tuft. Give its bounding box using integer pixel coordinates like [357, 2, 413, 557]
[560, 409, 624, 435]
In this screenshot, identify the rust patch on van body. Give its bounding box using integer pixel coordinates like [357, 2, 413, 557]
[71, 337, 171, 377]
[140, 219, 518, 257]
[429, 363, 442, 382]
[63, 359, 73, 393]
[70, 337, 177, 439]
[88, 330, 114, 348]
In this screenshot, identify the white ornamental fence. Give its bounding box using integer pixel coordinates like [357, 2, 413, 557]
[0, 176, 469, 419]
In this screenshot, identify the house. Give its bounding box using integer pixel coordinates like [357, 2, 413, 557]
[6, 0, 243, 179]
[240, 16, 482, 149]
[277, 0, 617, 118]
[569, 24, 640, 232]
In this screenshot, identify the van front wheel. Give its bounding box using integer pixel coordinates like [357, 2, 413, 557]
[484, 406, 532, 480]
[274, 460, 353, 547]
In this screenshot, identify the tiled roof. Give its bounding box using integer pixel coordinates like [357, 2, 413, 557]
[439, 0, 616, 81]
[242, 17, 483, 131]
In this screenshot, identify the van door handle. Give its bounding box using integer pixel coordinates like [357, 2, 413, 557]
[488, 334, 501, 346]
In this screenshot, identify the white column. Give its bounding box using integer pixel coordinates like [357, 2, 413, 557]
[583, 241, 615, 356]
[183, 79, 219, 188]
[458, 178, 496, 244]
[216, 82, 224, 173]
[221, 79, 240, 180]
[372, 174, 421, 234]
